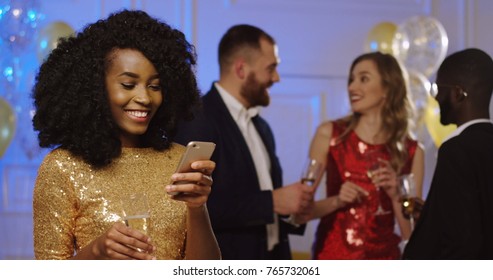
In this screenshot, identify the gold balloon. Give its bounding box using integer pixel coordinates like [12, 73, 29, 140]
[424, 95, 456, 147]
[36, 21, 75, 62]
[364, 22, 397, 54]
[0, 97, 16, 157]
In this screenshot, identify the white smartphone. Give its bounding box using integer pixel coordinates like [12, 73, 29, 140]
[168, 141, 216, 195]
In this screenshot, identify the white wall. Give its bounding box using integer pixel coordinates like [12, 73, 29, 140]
[1, 0, 492, 259]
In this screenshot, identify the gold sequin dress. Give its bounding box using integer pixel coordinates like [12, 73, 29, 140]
[33, 144, 187, 260]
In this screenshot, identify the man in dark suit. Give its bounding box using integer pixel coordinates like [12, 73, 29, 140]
[175, 24, 314, 260]
[403, 48, 493, 259]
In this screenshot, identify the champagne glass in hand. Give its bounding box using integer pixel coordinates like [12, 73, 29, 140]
[122, 193, 151, 236]
[365, 149, 391, 216]
[301, 158, 324, 187]
[398, 174, 420, 229]
[284, 158, 323, 226]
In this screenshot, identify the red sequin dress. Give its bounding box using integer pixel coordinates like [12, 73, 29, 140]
[313, 122, 417, 259]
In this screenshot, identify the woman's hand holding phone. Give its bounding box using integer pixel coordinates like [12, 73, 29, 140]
[166, 141, 216, 207]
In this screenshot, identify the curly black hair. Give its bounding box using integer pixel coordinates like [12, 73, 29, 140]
[33, 10, 200, 168]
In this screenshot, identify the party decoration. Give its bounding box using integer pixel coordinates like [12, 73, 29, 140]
[407, 70, 430, 129]
[36, 21, 75, 62]
[0, 0, 41, 53]
[424, 95, 456, 147]
[364, 22, 397, 55]
[392, 16, 448, 78]
[0, 54, 22, 98]
[0, 97, 16, 157]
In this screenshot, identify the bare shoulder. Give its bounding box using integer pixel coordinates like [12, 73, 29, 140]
[315, 121, 334, 139]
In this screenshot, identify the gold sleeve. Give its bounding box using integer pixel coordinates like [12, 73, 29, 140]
[33, 151, 78, 259]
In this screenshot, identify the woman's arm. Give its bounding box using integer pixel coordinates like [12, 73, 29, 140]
[305, 122, 333, 221]
[411, 145, 425, 199]
[168, 160, 221, 259]
[308, 121, 333, 166]
[310, 181, 369, 220]
[33, 154, 77, 259]
[384, 145, 425, 240]
[295, 122, 368, 223]
[71, 223, 155, 260]
[185, 205, 221, 259]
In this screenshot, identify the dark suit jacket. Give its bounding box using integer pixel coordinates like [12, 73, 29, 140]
[403, 122, 493, 259]
[174, 84, 303, 259]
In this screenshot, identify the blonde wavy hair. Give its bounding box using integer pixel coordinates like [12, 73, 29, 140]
[337, 52, 412, 173]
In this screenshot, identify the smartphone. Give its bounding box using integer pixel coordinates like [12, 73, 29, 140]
[168, 141, 216, 195]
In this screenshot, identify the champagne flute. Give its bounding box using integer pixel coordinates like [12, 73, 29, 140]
[284, 158, 324, 226]
[121, 193, 151, 252]
[301, 158, 324, 187]
[121, 193, 151, 235]
[398, 174, 418, 229]
[365, 148, 391, 215]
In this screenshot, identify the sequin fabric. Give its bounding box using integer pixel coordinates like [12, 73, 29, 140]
[313, 122, 417, 259]
[33, 144, 188, 259]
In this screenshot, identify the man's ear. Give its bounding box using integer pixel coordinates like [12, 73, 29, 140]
[234, 58, 247, 80]
[454, 87, 468, 103]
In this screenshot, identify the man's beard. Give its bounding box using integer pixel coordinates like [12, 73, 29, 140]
[240, 72, 271, 108]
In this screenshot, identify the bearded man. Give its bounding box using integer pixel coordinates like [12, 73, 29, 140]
[175, 24, 314, 260]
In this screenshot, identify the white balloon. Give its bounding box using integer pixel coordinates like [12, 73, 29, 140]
[392, 16, 448, 78]
[407, 70, 431, 121]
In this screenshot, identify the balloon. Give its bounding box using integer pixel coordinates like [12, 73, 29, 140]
[0, 97, 16, 157]
[36, 21, 75, 62]
[0, 0, 41, 53]
[392, 16, 448, 78]
[407, 70, 430, 129]
[424, 95, 456, 147]
[364, 22, 397, 55]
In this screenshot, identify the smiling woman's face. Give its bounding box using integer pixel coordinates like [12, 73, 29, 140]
[348, 59, 387, 115]
[105, 48, 163, 147]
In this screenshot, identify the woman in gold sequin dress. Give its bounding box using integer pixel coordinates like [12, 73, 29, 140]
[31, 10, 220, 260]
[296, 52, 425, 259]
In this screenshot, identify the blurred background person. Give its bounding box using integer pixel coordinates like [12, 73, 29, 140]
[175, 24, 314, 260]
[296, 52, 424, 259]
[403, 48, 493, 259]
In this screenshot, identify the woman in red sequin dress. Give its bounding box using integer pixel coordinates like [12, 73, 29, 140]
[300, 52, 425, 259]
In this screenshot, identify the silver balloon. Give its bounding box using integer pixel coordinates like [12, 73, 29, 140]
[408, 71, 430, 121]
[392, 16, 448, 78]
[406, 70, 431, 141]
